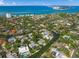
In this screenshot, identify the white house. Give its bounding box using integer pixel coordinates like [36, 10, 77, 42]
[18, 45, 30, 57]
[42, 30, 53, 40]
[6, 13, 11, 18]
[51, 48, 67, 58]
[8, 36, 16, 43]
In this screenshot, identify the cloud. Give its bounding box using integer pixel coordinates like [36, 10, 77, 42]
[12, 2, 16, 5]
[6, 2, 17, 6]
[0, 0, 5, 5]
[0, 0, 16, 6]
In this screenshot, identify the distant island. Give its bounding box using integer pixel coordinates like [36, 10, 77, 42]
[52, 6, 70, 10]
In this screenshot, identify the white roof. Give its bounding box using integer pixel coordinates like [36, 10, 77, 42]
[51, 48, 67, 58]
[8, 37, 16, 43]
[18, 46, 30, 54]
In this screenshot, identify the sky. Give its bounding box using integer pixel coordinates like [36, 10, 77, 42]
[0, 0, 79, 6]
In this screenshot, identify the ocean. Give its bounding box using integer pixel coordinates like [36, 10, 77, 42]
[0, 6, 79, 16]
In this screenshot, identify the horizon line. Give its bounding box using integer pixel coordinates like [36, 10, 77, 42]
[0, 5, 79, 6]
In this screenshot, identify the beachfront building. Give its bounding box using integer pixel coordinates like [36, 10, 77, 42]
[6, 13, 11, 18]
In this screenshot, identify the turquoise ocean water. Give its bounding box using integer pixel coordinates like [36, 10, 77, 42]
[0, 6, 79, 16]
